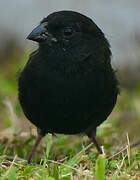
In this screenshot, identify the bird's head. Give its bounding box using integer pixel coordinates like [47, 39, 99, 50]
[27, 11, 110, 63]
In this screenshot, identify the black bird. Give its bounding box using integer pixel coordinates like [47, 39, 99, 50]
[18, 11, 119, 163]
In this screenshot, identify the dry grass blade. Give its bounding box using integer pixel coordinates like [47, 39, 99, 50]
[126, 133, 131, 165]
[48, 160, 93, 178]
[2, 154, 17, 178]
[108, 146, 127, 160]
[114, 154, 127, 176]
[108, 137, 140, 160]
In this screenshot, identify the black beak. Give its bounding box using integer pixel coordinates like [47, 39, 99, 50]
[27, 22, 57, 43]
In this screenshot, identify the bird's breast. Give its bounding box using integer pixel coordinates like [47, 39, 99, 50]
[20, 57, 107, 108]
[19, 55, 118, 134]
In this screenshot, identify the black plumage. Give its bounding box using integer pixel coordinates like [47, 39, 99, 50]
[18, 11, 119, 163]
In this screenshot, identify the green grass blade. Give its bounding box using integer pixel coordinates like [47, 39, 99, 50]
[42, 134, 52, 168]
[95, 154, 107, 180]
[59, 143, 93, 175]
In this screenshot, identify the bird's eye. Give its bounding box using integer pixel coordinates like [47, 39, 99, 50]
[63, 27, 74, 37]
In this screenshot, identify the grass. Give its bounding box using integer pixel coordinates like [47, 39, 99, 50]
[0, 141, 139, 180]
[0, 51, 140, 179]
[0, 117, 140, 179]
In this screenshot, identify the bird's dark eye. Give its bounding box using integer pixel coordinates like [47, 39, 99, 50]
[63, 27, 74, 37]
